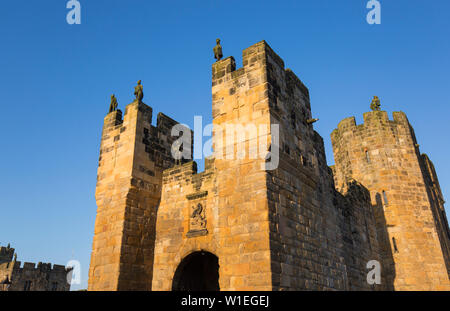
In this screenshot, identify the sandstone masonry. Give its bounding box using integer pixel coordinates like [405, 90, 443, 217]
[88, 41, 450, 291]
[331, 111, 450, 290]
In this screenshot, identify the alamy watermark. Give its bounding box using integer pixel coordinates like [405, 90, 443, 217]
[65, 1, 380, 26]
[169, 116, 280, 171]
[66, 0, 81, 25]
[366, 0, 381, 25]
[66, 259, 81, 286]
[367, 260, 381, 285]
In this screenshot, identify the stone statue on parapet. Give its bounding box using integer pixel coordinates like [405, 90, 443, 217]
[109, 94, 118, 113]
[370, 96, 381, 111]
[134, 80, 144, 103]
[213, 38, 223, 62]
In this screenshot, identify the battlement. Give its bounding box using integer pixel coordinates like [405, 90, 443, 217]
[162, 157, 215, 185]
[98, 100, 191, 180]
[102, 102, 188, 147]
[245, 40, 284, 65]
[103, 109, 123, 129]
[362, 110, 409, 125]
[213, 40, 281, 76]
[338, 179, 371, 202]
[163, 161, 197, 179]
[212, 41, 309, 109]
[211, 40, 314, 167]
[11, 261, 72, 272]
[103, 100, 179, 132]
[332, 111, 410, 138]
[0, 245, 15, 263]
[155, 112, 179, 132]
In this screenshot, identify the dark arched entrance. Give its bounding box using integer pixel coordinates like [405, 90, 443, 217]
[172, 251, 219, 291]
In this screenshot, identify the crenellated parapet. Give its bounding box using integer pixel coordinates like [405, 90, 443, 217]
[11, 261, 71, 273]
[212, 41, 311, 122]
[0, 245, 72, 291]
[331, 110, 419, 190]
[162, 158, 215, 185]
[332, 111, 411, 140]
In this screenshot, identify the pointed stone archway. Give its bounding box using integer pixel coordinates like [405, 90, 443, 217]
[172, 251, 219, 291]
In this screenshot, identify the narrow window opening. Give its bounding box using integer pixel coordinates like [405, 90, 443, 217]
[382, 191, 388, 206]
[365, 150, 370, 163]
[24, 280, 32, 291]
[290, 110, 296, 129]
[51, 282, 58, 291]
[392, 237, 399, 253]
[300, 154, 307, 166]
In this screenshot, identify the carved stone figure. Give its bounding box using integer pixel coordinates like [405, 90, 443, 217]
[190, 203, 206, 231]
[134, 80, 144, 103]
[109, 94, 118, 113]
[370, 96, 381, 111]
[213, 39, 223, 62]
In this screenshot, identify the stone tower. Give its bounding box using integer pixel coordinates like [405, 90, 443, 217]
[151, 41, 380, 291]
[88, 99, 190, 291]
[152, 42, 276, 290]
[331, 110, 450, 290]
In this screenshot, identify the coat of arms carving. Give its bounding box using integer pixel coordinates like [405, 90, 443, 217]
[187, 203, 208, 237]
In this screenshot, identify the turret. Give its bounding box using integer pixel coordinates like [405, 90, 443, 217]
[88, 82, 191, 291]
[331, 103, 450, 290]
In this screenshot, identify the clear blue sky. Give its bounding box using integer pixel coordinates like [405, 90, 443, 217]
[0, 1, 449, 290]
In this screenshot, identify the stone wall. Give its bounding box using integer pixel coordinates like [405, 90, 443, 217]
[331, 111, 450, 290]
[6, 262, 71, 291]
[0, 245, 71, 291]
[420, 154, 450, 274]
[334, 180, 383, 290]
[152, 160, 220, 290]
[261, 42, 381, 290]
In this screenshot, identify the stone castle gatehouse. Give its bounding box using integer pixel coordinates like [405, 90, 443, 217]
[88, 41, 450, 291]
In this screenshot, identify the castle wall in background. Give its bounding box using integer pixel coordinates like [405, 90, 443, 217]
[0, 244, 71, 291]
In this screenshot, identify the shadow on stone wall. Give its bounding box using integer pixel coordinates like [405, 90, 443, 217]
[373, 193, 396, 291]
[418, 154, 450, 275]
